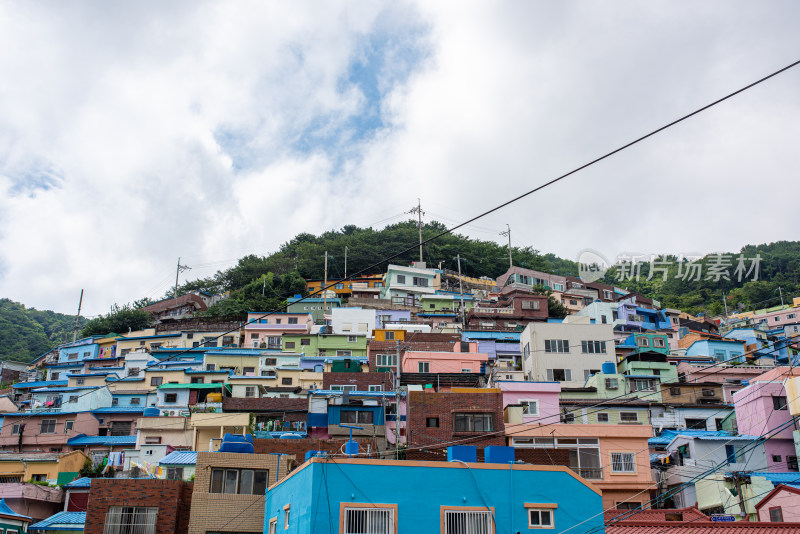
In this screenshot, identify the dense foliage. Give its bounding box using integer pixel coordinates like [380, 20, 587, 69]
[0, 299, 84, 362]
[80, 304, 154, 337]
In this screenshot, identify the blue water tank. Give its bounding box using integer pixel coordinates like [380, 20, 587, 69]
[601, 362, 616, 375]
[447, 445, 477, 463]
[344, 440, 359, 456]
[142, 408, 160, 417]
[484, 446, 515, 464]
[218, 434, 255, 454]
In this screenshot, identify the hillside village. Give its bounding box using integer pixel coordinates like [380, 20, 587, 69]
[0, 260, 799, 533]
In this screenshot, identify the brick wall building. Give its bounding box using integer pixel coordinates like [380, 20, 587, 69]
[407, 389, 506, 454]
[85, 479, 192, 534]
[368, 339, 459, 370]
[253, 437, 383, 459]
[322, 372, 394, 391]
[188, 452, 295, 534]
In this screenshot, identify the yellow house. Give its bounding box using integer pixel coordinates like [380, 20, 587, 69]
[95, 335, 119, 359]
[67, 373, 115, 388]
[190, 412, 251, 452]
[204, 353, 262, 375]
[136, 416, 193, 448]
[116, 333, 184, 355]
[373, 329, 406, 342]
[0, 450, 88, 485]
[275, 368, 322, 390]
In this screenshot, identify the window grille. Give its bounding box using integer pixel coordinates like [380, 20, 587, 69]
[343, 507, 393, 534]
[444, 510, 493, 534]
[103, 507, 157, 534]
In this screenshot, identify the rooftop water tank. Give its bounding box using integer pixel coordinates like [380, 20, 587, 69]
[601, 362, 616, 375]
[218, 433, 255, 454]
[447, 445, 477, 463]
[484, 446, 515, 464]
[142, 407, 160, 417]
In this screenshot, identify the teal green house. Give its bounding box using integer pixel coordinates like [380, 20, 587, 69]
[617, 332, 670, 355]
[286, 296, 341, 324]
[0, 499, 31, 534]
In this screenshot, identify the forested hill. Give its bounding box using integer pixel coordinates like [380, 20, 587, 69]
[0, 299, 85, 363]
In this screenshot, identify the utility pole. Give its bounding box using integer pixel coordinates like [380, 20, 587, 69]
[395, 339, 402, 460]
[262, 275, 266, 296]
[457, 254, 465, 327]
[323, 251, 328, 327]
[500, 224, 512, 269]
[778, 286, 785, 307]
[175, 257, 191, 297]
[731, 472, 748, 519]
[409, 199, 424, 263]
[72, 289, 84, 342]
[344, 246, 348, 279]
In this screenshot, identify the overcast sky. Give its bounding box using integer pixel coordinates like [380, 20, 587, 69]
[1, 1, 799, 316]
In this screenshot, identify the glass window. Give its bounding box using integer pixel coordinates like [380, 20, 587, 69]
[103, 507, 158, 534]
[253, 470, 269, 495]
[528, 509, 553, 528]
[210, 469, 224, 493]
[239, 470, 254, 495]
[224, 469, 239, 494]
[344, 507, 393, 534]
[521, 400, 538, 416]
[611, 452, 636, 473]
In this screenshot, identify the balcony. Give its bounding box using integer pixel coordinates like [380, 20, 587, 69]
[575, 468, 603, 480]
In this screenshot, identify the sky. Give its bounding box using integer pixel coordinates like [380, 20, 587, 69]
[1, 1, 799, 316]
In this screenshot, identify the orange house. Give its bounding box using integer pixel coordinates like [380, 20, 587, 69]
[306, 274, 384, 297]
[508, 423, 654, 510]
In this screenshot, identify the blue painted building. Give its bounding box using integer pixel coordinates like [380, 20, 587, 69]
[263, 455, 604, 534]
[684, 339, 747, 363]
[723, 327, 790, 363]
[58, 338, 100, 365]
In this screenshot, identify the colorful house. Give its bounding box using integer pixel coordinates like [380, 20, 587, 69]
[496, 380, 561, 425]
[286, 296, 341, 324]
[0, 498, 31, 534]
[244, 312, 313, 349]
[380, 263, 440, 306]
[263, 455, 604, 534]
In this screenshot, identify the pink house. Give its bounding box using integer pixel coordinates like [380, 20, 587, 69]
[756, 484, 800, 522]
[732, 367, 800, 472]
[402, 342, 488, 374]
[496, 381, 561, 425]
[243, 312, 313, 349]
[677, 361, 779, 403]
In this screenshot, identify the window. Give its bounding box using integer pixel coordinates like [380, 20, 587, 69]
[337, 350, 352, 357]
[605, 378, 618, 389]
[444, 510, 492, 534]
[521, 400, 539, 416]
[40, 419, 56, 434]
[368, 385, 383, 392]
[281, 378, 292, 386]
[343, 506, 394, 534]
[284, 505, 290, 529]
[376, 354, 397, 367]
[68, 353, 78, 360]
[635, 337, 650, 347]
[584, 369, 600, 381]
[268, 518, 277, 534]
[453, 413, 493, 432]
[150, 377, 163, 386]
[544, 339, 569, 353]
[243, 367, 255, 374]
[725, 445, 741, 464]
[245, 387, 256, 398]
[164, 393, 178, 403]
[205, 364, 216, 371]
[191, 377, 204, 384]
[343, 322, 353, 332]
[265, 358, 277, 366]
[412, 276, 428, 287]
[528, 508, 554, 529]
[521, 300, 540, 310]
[772, 455, 782, 463]
[288, 317, 298, 324]
[51, 372, 59, 380]
[396, 275, 406, 284]
[581, 341, 606, 354]
[596, 413, 609, 423]
[604, 290, 612, 300]
[348, 336, 358, 343]
[546, 369, 572, 382]
[166, 467, 183, 480]
[653, 338, 666, 348]
[701, 388, 715, 397]
[769, 507, 784, 522]
[418, 361, 430, 373]
[788, 456, 798, 471]
[285, 342, 296, 349]
[340, 410, 374, 424]
[384, 331, 395, 340]
[103, 507, 157, 534]
[669, 387, 681, 395]
[331, 385, 357, 392]
[773, 396, 788, 410]
[685, 418, 706, 430]
[426, 417, 439, 428]
[64, 420, 74, 433]
[620, 412, 638, 423]
[300, 338, 310, 346]
[112, 397, 119, 406]
[130, 398, 140, 405]
[611, 452, 636, 473]
[631, 379, 655, 392]
[616, 502, 640, 511]
[523, 343, 531, 360]
[144, 437, 161, 444]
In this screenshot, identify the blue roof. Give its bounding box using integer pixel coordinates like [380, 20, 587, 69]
[205, 349, 265, 356]
[0, 498, 31, 521]
[750, 472, 800, 486]
[46, 363, 85, 369]
[32, 386, 100, 393]
[12, 380, 67, 389]
[62, 477, 92, 489]
[66, 372, 118, 377]
[92, 407, 146, 414]
[67, 435, 137, 446]
[312, 390, 397, 398]
[82, 357, 123, 362]
[87, 367, 125, 371]
[29, 511, 86, 531]
[1, 411, 84, 417]
[159, 451, 197, 465]
[116, 334, 180, 341]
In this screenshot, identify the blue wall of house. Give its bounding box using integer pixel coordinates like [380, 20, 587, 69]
[264, 460, 604, 534]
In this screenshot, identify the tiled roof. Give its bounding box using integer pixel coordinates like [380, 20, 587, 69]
[750, 472, 800, 485]
[32, 386, 100, 392]
[159, 451, 197, 465]
[67, 435, 137, 446]
[604, 507, 709, 524]
[0, 452, 73, 462]
[607, 522, 800, 533]
[62, 477, 92, 488]
[222, 397, 308, 413]
[29, 511, 86, 531]
[0, 498, 32, 520]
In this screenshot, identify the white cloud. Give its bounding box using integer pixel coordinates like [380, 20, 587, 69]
[1, 1, 799, 315]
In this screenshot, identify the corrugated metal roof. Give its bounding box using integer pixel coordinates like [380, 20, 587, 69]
[92, 407, 146, 414]
[0, 498, 32, 520]
[31, 386, 100, 392]
[157, 382, 226, 389]
[67, 435, 137, 446]
[29, 511, 86, 530]
[159, 451, 197, 465]
[62, 477, 92, 488]
[12, 380, 68, 389]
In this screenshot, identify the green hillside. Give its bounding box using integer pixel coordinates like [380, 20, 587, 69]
[0, 299, 84, 362]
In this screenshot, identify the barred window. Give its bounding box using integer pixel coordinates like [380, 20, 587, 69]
[103, 507, 157, 534]
[444, 509, 492, 534]
[343, 507, 394, 534]
[611, 452, 635, 473]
